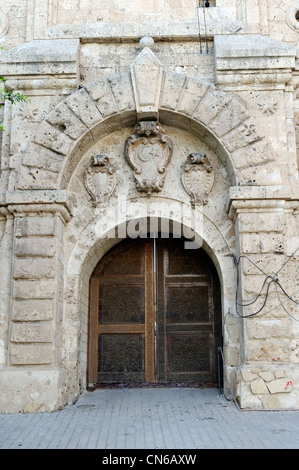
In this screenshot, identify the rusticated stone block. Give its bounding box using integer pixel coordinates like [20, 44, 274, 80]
[160, 72, 186, 111]
[23, 145, 65, 174]
[17, 165, 61, 191]
[238, 212, 284, 233]
[0, 369, 67, 413]
[10, 344, 53, 365]
[238, 163, 281, 186]
[11, 322, 53, 343]
[209, 100, 250, 138]
[240, 233, 284, 254]
[193, 88, 231, 125]
[85, 79, 118, 118]
[33, 121, 74, 156]
[246, 319, 291, 340]
[14, 258, 56, 279]
[15, 216, 55, 237]
[131, 46, 163, 119]
[231, 140, 276, 170]
[177, 77, 209, 116]
[222, 118, 262, 152]
[108, 72, 135, 112]
[12, 299, 54, 321]
[13, 279, 56, 300]
[46, 102, 88, 140]
[65, 87, 103, 128]
[14, 238, 56, 257]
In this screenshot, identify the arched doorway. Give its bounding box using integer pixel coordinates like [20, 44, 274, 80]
[88, 236, 222, 387]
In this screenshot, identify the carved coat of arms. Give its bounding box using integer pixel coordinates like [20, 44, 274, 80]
[125, 121, 173, 195]
[84, 154, 117, 207]
[182, 153, 214, 207]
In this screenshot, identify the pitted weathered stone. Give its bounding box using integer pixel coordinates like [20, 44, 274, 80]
[46, 102, 88, 140]
[176, 77, 210, 116]
[0, 2, 299, 414]
[19, 68, 263, 193]
[65, 88, 103, 128]
[33, 121, 74, 156]
[160, 72, 187, 111]
[209, 100, 250, 138]
[85, 79, 118, 118]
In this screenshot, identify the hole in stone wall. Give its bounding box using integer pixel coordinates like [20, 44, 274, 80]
[58, 124, 67, 133]
[296, 10, 299, 21]
[197, 0, 216, 6]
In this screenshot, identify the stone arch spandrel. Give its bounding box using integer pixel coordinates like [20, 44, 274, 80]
[17, 67, 274, 191]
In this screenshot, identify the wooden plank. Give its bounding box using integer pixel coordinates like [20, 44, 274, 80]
[156, 238, 222, 384]
[97, 276, 145, 286]
[88, 276, 99, 385]
[98, 324, 145, 334]
[144, 241, 155, 382]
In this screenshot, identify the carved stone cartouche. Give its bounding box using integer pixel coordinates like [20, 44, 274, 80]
[125, 121, 173, 196]
[84, 154, 117, 207]
[182, 152, 214, 207]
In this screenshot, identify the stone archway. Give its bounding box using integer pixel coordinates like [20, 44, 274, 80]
[5, 42, 292, 412]
[16, 45, 278, 193]
[88, 235, 222, 387]
[63, 203, 236, 396]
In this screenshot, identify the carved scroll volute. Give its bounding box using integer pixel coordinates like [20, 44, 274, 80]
[84, 154, 117, 207]
[125, 121, 173, 196]
[182, 153, 214, 207]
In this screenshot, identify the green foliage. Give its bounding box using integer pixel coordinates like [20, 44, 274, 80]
[0, 47, 30, 131]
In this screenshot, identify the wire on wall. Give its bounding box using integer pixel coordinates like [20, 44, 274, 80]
[196, 0, 210, 54]
[234, 247, 299, 321]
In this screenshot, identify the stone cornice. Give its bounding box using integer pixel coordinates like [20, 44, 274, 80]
[0, 190, 73, 222]
[226, 185, 298, 221]
[0, 39, 80, 92]
[215, 35, 297, 89]
[48, 19, 244, 42]
[6, 203, 72, 224]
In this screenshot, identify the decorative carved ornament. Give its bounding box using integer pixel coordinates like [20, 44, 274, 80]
[0, 9, 9, 39]
[182, 153, 214, 207]
[84, 154, 117, 207]
[125, 121, 173, 195]
[286, 1, 299, 31]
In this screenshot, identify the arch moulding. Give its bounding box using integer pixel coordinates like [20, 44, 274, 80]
[63, 202, 236, 392]
[17, 46, 271, 193]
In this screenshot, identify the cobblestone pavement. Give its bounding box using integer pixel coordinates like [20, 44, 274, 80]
[0, 388, 299, 449]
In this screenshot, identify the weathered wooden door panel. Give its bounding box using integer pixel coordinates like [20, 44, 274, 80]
[155, 239, 221, 384]
[89, 239, 154, 384]
[98, 333, 145, 382]
[88, 237, 221, 386]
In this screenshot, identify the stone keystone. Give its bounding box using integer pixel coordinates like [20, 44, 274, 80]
[130, 46, 164, 120]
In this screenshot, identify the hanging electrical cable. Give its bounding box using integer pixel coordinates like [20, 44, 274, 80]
[202, 0, 209, 53]
[233, 248, 299, 321]
[196, 0, 209, 54]
[196, 0, 203, 54]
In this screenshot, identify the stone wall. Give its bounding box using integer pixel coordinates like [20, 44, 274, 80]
[0, 1, 298, 412]
[1, 1, 299, 51]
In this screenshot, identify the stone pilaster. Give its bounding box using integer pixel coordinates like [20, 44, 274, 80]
[0, 201, 71, 413]
[0, 208, 14, 369]
[228, 187, 299, 409]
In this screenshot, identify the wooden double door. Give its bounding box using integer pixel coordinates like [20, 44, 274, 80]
[88, 237, 222, 386]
